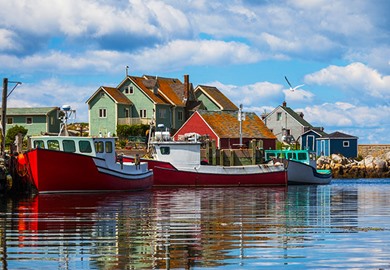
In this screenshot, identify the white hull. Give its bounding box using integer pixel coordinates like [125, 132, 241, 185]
[287, 160, 332, 185]
[177, 163, 285, 175]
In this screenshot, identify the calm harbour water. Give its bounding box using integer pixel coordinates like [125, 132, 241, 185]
[1, 179, 390, 269]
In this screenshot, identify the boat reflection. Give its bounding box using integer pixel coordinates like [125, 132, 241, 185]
[3, 182, 369, 269]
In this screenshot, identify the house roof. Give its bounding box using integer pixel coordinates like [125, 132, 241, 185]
[195, 85, 239, 111]
[5, 107, 59, 116]
[322, 131, 358, 139]
[128, 76, 169, 105]
[281, 105, 313, 127]
[198, 110, 276, 139]
[302, 127, 328, 137]
[102, 87, 132, 105]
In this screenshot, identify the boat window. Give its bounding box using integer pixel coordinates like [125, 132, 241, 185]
[297, 152, 307, 161]
[95, 141, 104, 153]
[105, 141, 113, 153]
[63, 140, 76, 153]
[160, 146, 170, 155]
[79, 141, 92, 153]
[33, 140, 45, 149]
[48, 140, 60, 151]
[287, 153, 294, 159]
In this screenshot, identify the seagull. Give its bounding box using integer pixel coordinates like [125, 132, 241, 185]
[284, 76, 304, 91]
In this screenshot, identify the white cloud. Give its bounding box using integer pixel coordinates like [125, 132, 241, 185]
[0, 29, 21, 51]
[8, 78, 93, 122]
[305, 62, 390, 100]
[127, 39, 262, 71]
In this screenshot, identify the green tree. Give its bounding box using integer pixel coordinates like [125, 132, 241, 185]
[6, 125, 28, 146]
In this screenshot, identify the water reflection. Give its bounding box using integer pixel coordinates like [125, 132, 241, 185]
[1, 180, 390, 269]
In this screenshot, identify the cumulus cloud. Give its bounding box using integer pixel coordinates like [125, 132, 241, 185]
[305, 62, 390, 100]
[8, 78, 94, 122]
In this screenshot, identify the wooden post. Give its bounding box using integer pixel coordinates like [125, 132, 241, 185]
[205, 139, 210, 164]
[251, 139, 256, 165]
[211, 140, 216, 165]
[230, 149, 234, 166]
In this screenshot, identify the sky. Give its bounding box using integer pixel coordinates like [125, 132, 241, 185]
[0, 0, 389, 144]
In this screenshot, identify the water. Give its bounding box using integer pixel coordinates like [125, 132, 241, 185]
[1, 179, 390, 269]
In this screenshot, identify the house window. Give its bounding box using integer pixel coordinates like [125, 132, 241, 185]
[99, 108, 107, 118]
[125, 108, 130, 118]
[7, 117, 13, 124]
[277, 112, 282, 121]
[159, 108, 166, 119]
[26, 117, 33, 124]
[343, 141, 350, 147]
[125, 86, 134, 94]
[140, 109, 146, 118]
[178, 111, 183, 121]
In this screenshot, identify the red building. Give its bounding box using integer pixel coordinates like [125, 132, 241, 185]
[173, 110, 277, 150]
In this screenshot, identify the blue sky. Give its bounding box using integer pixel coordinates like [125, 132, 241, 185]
[1, 0, 389, 144]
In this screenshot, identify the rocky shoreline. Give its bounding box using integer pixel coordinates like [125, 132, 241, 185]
[317, 152, 390, 179]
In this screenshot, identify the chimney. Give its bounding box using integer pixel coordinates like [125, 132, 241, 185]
[184, 74, 189, 101]
[282, 101, 287, 107]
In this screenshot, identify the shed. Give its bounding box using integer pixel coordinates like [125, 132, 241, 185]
[316, 131, 359, 158]
[173, 110, 277, 149]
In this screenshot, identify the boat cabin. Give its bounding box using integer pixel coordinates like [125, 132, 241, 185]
[265, 149, 316, 168]
[29, 136, 116, 158]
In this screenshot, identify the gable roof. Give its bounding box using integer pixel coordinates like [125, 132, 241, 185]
[321, 131, 358, 139]
[128, 76, 169, 105]
[195, 85, 239, 111]
[5, 107, 59, 116]
[281, 105, 312, 127]
[198, 110, 276, 139]
[102, 87, 132, 105]
[301, 127, 328, 137]
[86, 86, 132, 105]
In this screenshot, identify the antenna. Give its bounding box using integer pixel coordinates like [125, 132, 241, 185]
[58, 105, 76, 136]
[126, 65, 129, 77]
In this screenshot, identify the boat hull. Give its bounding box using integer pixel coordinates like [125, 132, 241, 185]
[24, 149, 153, 193]
[287, 160, 332, 185]
[153, 165, 287, 186]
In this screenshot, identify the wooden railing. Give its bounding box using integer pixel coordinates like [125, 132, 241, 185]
[117, 117, 151, 126]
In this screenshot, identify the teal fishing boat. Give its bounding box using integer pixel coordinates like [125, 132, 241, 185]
[265, 149, 332, 185]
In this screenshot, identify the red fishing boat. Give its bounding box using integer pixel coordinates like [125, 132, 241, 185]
[125, 133, 287, 187]
[16, 106, 153, 193]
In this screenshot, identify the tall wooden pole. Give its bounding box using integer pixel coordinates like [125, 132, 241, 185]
[1, 78, 8, 157]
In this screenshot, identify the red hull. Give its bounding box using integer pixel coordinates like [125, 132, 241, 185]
[153, 166, 287, 186]
[24, 149, 153, 193]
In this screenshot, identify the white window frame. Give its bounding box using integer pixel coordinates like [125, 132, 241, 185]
[125, 85, 134, 95]
[277, 112, 282, 121]
[140, 109, 146, 118]
[125, 108, 130, 118]
[99, 108, 107, 118]
[26, 117, 33, 125]
[343, 141, 350, 147]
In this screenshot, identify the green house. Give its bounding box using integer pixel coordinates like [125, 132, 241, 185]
[195, 85, 239, 111]
[87, 75, 200, 137]
[1, 107, 61, 136]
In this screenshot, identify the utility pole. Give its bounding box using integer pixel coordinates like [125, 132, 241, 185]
[1, 78, 22, 157]
[1, 78, 8, 157]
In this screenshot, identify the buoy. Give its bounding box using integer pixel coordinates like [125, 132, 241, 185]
[17, 153, 28, 177]
[18, 153, 27, 165]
